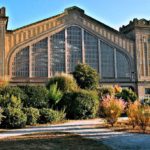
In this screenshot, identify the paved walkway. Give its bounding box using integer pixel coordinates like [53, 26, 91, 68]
[0, 119, 150, 150]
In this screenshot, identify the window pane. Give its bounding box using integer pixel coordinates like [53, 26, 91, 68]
[32, 38, 48, 77]
[12, 47, 29, 77]
[116, 50, 130, 78]
[101, 41, 115, 78]
[67, 26, 82, 72]
[145, 88, 150, 95]
[51, 30, 65, 75]
[84, 31, 98, 71]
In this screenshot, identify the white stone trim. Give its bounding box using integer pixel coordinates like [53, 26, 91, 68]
[81, 28, 85, 63]
[29, 45, 32, 78]
[65, 28, 68, 73]
[47, 36, 51, 78]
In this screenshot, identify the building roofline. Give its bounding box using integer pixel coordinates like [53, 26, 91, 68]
[8, 13, 63, 32]
[6, 6, 133, 40]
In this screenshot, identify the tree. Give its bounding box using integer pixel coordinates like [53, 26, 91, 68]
[73, 63, 99, 90]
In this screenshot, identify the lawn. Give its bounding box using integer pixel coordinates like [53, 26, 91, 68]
[0, 132, 111, 150]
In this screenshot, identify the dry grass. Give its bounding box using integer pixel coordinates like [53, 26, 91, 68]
[96, 120, 150, 134]
[0, 132, 111, 150]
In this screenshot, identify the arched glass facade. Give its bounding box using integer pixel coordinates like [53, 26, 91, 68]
[11, 26, 131, 80]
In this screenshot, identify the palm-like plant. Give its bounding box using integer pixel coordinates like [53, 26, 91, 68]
[48, 83, 63, 108]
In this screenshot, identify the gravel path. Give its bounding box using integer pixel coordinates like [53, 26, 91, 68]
[0, 119, 149, 150]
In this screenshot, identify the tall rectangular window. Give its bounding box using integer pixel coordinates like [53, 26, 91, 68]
[84, 31, 98, 71]
[67, 26, 82, 73]
[32, 38, 48, 77]
[12, 47, 29, 77]
[144, 42, 148, 76]
[101, 42, 115, 78]
[51, 30, 65, 75]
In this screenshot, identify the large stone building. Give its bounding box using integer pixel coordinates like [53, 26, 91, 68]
[0, 6, 150, 97]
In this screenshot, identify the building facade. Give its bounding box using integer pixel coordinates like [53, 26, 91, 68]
[0, 6, 150, 98]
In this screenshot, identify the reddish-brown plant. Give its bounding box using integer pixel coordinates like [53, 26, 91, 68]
[101, 95, 126, 126]
[127, 101, 150, 132]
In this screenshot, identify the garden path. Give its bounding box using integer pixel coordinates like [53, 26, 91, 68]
[0, 119, 149, 150]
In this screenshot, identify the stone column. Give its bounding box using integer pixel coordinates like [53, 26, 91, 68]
[0, 7, 8, 79]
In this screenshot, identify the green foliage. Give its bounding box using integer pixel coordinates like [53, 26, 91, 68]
[97, 87, 114, 100]
[115, 88, 137, 102]
[23, 107, 40, 125]
[0, 107, 4, 124]
[1, 107, 27, 128]
[21, 85, 48, 109]
[142, 98, 150, 106]
[0, 95, 22, 108]
[38, 108, 66, 124]
[48, 83, 63, 108]
[59, 90, 99, 119]
[47, 73, 78, 92]
[73, 63, 99, 90]
[0, 86, 27, 102]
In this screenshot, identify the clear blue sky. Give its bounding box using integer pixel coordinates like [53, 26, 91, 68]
[0, 0, 150, 30]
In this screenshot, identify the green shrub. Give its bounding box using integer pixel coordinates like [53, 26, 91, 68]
[48, 83, 63, 108]
[142, 98, 150, 106]
[23, 107, 40, 125]
[0, 95, 22, 108]
[1, 107, 27, 128]
[46, 73, 78, 92]
[115, 88, 137, 102]
[38, 108, 65, 124]
[21, 85, 48, 108]
[97, 87, 114, 100]
[0, 86, 27, 102]
[73, 63, 99, 90]
[59, 90, 99, 119]
[0, 107, 4, 124]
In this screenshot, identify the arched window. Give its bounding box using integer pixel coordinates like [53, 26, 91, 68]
[32, 38, 48, 77]
[51, 30, 65, 75]
[11, 25, 132, 80]
[67, 26, 82, 72]
[101, 41, 115, 78]
[84, 31, 98, 71]
[12, 47, 29, 77]
[116, 50, 130, 78]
